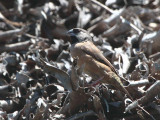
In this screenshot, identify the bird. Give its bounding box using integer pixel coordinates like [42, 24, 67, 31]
[67, 28, 132, 99]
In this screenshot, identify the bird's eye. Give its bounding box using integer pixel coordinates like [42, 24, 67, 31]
[71, 36, 79, 44]
[73, 29, 80, 33]
[84, 37, 87, 41]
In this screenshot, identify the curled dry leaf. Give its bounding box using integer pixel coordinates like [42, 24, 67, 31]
[41, 16, 70, 41]
[0, 85, 15, 98]
[102, 18, 131, 38]
[58, 87, 91, 115]
[92, 95, 106, 120]
[32, 98, 51, 120]
[16, 72, 30, 84]
[7, 111, 19, 120]
[77, 7, 92, 28]
[150, 62, 160, 79]
[1, 0, 160, 119]
[125, 81, 160, 112]
[140, 30, 160, 55]
[39, 58, 72, 91]
[0, 98, 24, 113]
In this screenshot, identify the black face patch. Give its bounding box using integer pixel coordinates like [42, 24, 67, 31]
[70, 36, 79, 44]
[73, 28, 80, 33]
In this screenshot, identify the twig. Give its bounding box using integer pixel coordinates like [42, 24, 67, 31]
[90, 0, 113, 13]
[138, 81, 160, 105]
[0, 28, 27, 43]
[90, 0, 142, 34]
[128, 79, 150, 87]
[149, 52, 160, 61]
[126, 81, 160, 120]
[120, 16, 142, 34]
[25, 33, 49, 41]
[0, 12, 49, 41]
[137, 29, 146, 45]
[0, 41, 31, 53]
[0, 12, 24, 27]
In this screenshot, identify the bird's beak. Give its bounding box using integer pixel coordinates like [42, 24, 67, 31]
[67, 29, 75, 36]
[67, 29, 80, 44]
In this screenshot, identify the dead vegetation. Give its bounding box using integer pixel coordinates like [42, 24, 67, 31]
[0, 0, 160, 120]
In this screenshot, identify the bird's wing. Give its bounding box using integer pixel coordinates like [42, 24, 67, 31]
[80, 41, 117, 74]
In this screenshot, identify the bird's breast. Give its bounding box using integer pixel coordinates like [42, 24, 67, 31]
[70, 43, 113, 80]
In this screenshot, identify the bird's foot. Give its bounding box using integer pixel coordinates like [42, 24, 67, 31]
[88, 76, 104, 87]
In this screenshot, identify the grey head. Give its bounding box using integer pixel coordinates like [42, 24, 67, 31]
[67, 28, 92, 44]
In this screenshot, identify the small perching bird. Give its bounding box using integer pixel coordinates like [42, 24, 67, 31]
[67, 28, 132, 99]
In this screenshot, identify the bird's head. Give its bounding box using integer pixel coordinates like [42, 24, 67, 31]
[67, 28, 92, 44]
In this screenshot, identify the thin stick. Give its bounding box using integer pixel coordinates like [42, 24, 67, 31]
[25, 33, 49, 41]
[0, 12, 49, 41]
[0, 41, 31, 53]
[91, 0, 113, 13]
[90, 0, 142, 34]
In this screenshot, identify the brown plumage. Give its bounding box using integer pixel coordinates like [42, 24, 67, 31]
[68, 28, 132, 99]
